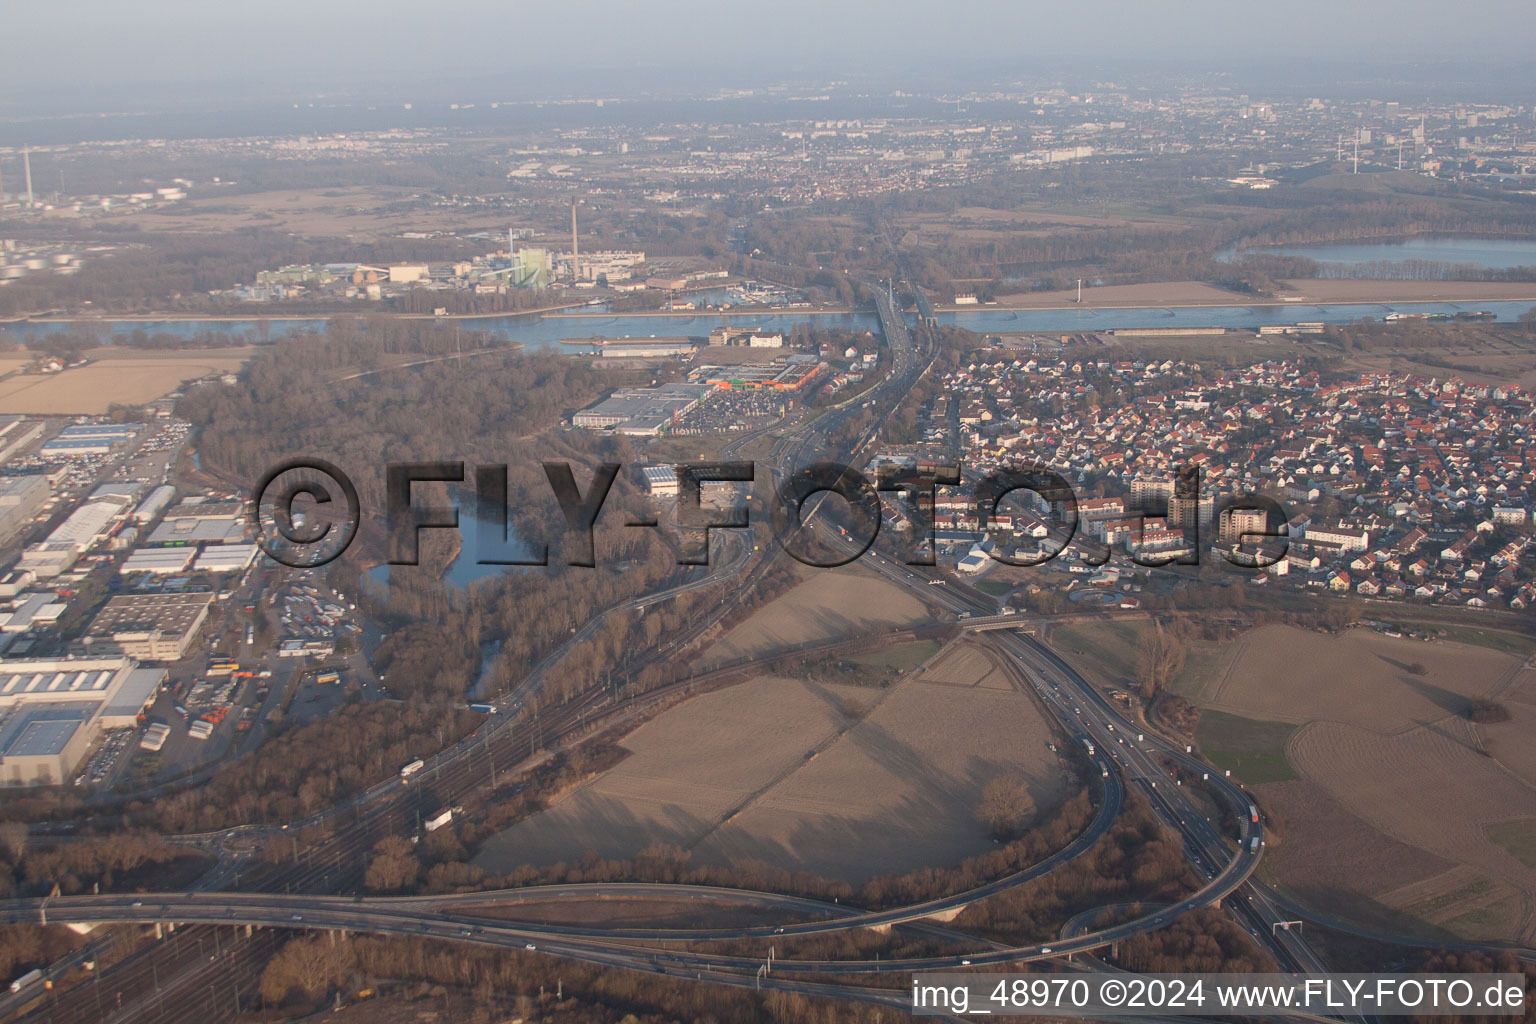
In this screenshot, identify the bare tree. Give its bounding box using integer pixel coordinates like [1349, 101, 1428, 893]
[364, 835, 420, 893]
[0, 821, 26, 862]
[258, 934, 354, 1005]
[1137, 622, 1186, 701]
[976, 775, 1035, 841]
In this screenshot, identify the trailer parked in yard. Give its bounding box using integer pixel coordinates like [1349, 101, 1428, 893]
[140, 723, 171, 751]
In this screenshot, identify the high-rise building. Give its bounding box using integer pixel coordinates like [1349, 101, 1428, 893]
[1129, 477, 1174, 513]
[1169, 494, 1214, 532]
[1219, 507, 1270, 545]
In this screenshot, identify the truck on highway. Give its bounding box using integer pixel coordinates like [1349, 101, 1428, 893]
[1249, 836, 1260, 854]
[9, 968, 43, 995]
[399, 759, 425, 779]
[467, 703, 497, 714]
[1081, 738, 1095, 756]
[1248, 804, 1260, 824]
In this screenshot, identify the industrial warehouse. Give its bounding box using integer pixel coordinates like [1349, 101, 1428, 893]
[689, 360, 825, 391]
[83, 592, 215, 662]
[571, 360, 826, 436]
[38, 422, 144, 457]
[0, 474, 49, 546]
[561, 335, 697, 359]
[0, 657, 165, 786]
[571, 382, 712, 435]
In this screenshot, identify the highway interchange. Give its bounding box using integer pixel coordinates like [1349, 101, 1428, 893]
[4, 278, 1528, 1021]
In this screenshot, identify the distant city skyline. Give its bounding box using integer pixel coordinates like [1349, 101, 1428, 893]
[3, 0, 1534, 106]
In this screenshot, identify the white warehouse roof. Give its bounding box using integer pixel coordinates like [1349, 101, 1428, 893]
[1, 593, 67, 632]
[121, 548, 196, 575]
[0, 658, 136, 704]
[147, 517, 247, 545]
[133, 485, 177, 523]
[100, 667, 167, 726]
[46, 499, 127, 548]
[192, 543, 258, 573]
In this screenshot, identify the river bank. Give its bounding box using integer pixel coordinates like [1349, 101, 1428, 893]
[984, 279, 1536, 311]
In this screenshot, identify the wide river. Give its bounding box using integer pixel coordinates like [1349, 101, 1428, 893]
[6, 297, 1536, 353]
[1234, 236, 1536, 271]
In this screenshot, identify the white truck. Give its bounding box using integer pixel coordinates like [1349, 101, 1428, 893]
[9, 968, 43, 995]
[424, 808, 454, 832]
[399, 759, 425, 779]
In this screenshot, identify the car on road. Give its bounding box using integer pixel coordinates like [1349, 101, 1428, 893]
[290, 913, 303, 921]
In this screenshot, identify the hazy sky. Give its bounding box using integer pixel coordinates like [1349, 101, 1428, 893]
[3, 0, 1534, 100]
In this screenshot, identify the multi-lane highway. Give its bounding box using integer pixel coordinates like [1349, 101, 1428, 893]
[0, 275, 1266, 1020]
[0, 733, 1251, 974]
[6, 276, 1485, 1023]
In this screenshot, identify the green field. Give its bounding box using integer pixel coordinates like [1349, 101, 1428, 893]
[1487, 818, 1536, 869]
[1425, 626, 1535, 657]
[1053, 619, 1146, 687]
[1195, 710, 1298, 784]
[1052, 619, 1231, 699]
[849, 639, 942, 672]
[973, 579, 1014, 597]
